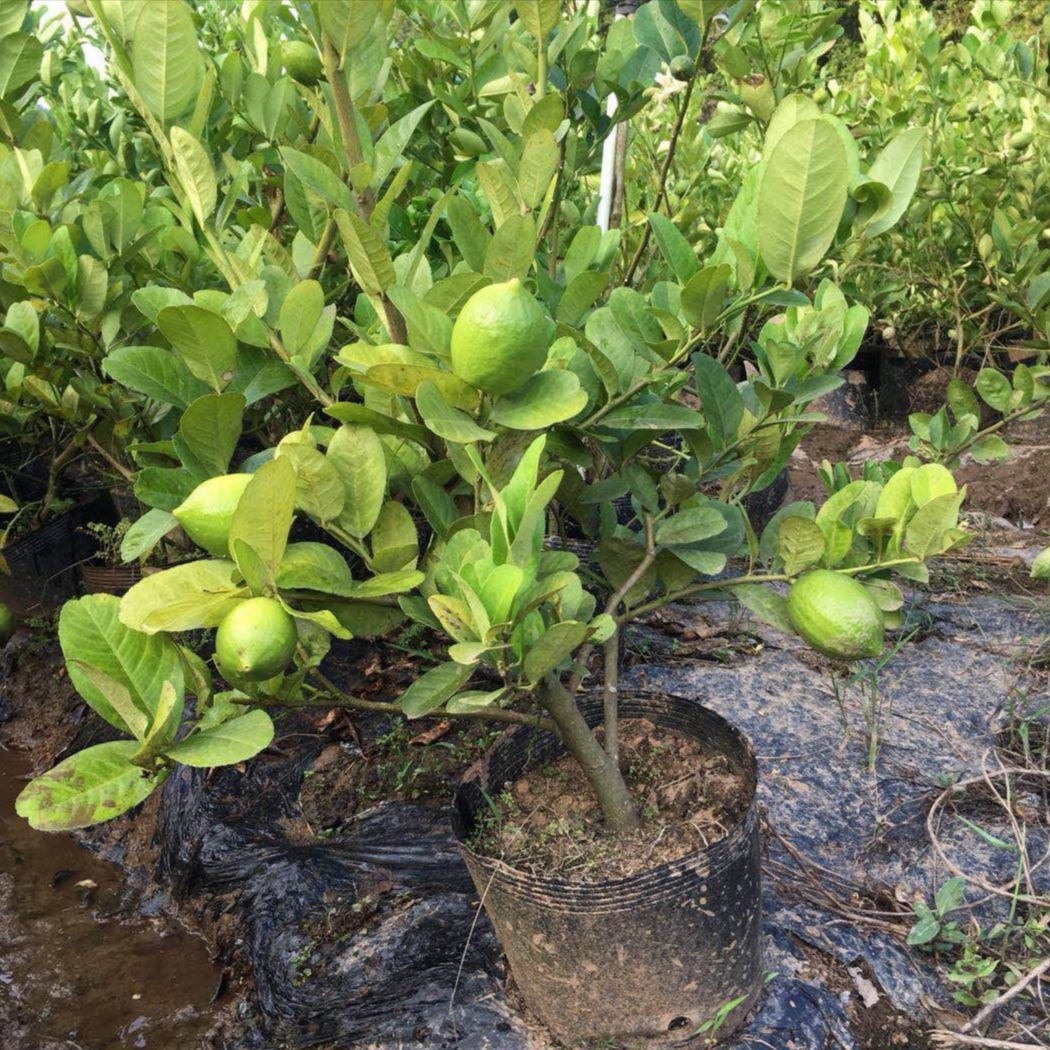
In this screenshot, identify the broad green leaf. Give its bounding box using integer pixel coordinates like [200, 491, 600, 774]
[134, 466, 197, 512]
[762, 94, 822, 159]
[776, 517, 825, 575]
[103, 346, 209, 409]
[120, 560, 249, 633]
[910, 464, 956, 508]
[429, 594, 477, 642]
[171, 126, 216, 226]
[691, 352, 743, 448]
[681, 265, 730, 332]
[319, 0, 386, 60]
[158, 304, 237, 391]
[732, 584, 793, 635]
[68, 663, 149, 742]
[523, 621, 590, 682]
[132, 285, 193, 322]
[905, 490, 965, 559]
[656, 507, 727, 546]
[335, 208, 395, 294]
[446, 688, 506, 714]
[934, 876, 966, 917]
[906, 910, 941, 947]
[401, 660, 474, 718]
[517, 128, 558, 210]
[555, 271, 607, 325]
[412, 476, 458, 539]
[327, 424, 388, 538]
[385, 286, 453, 357]
[371, 501, 419, 573]
[165, 709, 274, 767]
[864, 128, 925, 237]
[341, 569, 423, 598]
[0, 32, 41, 99]
[874, 466, 915, 522]
[132, 0, 202, 123]
[0, 1, 27, 37]
[15, 741, 165, 831]
[371, 100, 436, 192]
[175, 392, 245, 479]
[276, 443, 345, 523]
[415, 380, 496, 442]
[475, 159, 521, 228]
[513, 0, 559, 38]
[759, 119, 847, 284]
[446, 195, 491, 272]
[975, 368, 1012, 412]
[363, 363, 475, 409]
[484, 213, 536, 282]
[60, 594, 184, 734]
[599, 403, 704, 430]
[277, 542, 355, 594]
[282, 148, 354, 212]
[489, 370, 587, 429]
[120, 509, 177, 564]
[228, 456, 296, 582]
[326, 402, 429, 445]
[648, 212, 698, 283]
[279, 280, 325, 359]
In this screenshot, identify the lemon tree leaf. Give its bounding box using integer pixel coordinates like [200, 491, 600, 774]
[120, 560, 249, 634]
[175, 392, 245, 479]
[319, 0, 387, 60]
[371, 100, 435, 192]
[158, 304, 238, 391]
[864, 127, 925, 237]
[401, 660, 474, 718]
[523, 621, 590, 683]
[228, 456, 296, 583]
[165, 709, 274, 767]
[776, 517, 825, 575]
[0, 32, 41, 98]
[517, 128, 558, 210]
[132, 0, 202, 123]
[60, 594, 185, 733]
[415, 380, 496, 443]
[103, 345, 209, 409]
[489, 370, 587, 429]
[759, 118, 847, 284]
[327, 424, 387, 538]
[15, 741, 165, 831]
[484, 213, 537, 282]
[513, 0, 559, 39]
[276, 443, 345, 524]
[171, 126, 216, 226]
[681, 265, 731, 332]
[335, 208, 395, 294]
[732, 584, 793, 635]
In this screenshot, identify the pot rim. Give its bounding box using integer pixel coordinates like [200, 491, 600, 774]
[453, 688, 758, 895]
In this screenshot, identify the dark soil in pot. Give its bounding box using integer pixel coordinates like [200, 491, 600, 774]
[453, 691, 763, 1047]
[468, 717, 748, 883]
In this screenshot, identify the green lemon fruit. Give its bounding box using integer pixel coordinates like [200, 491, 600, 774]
[449, 279, 552, 396]
[281, 41, 323, 86]
[786, 569, 884, 661]
[0, 602, 15, 645]
[215, 597, 297, 683]
[670, 55, 696, 81]
[173, 474, 252, 558]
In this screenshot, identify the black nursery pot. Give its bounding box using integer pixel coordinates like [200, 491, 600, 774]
[452, 691, 763, 1047]
[0, 497, 110, 615]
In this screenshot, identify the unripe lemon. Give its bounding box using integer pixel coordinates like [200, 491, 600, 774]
[786, 569, 884, 661]
[214, 597, 297, 682]
[0, 602, 15, 645]
[173, 474, 252, 558]
[280, 41, 323, 86]
[449, 279, 552, 396]
[670, 55, 695, 81]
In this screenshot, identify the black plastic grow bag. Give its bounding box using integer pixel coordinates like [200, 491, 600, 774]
[453, 690, 764, 1047]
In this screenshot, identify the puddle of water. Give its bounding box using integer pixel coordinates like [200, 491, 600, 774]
[0, 748, 222, 1050]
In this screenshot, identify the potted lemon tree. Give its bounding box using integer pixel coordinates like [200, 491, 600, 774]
[12, 0, 968, 1044]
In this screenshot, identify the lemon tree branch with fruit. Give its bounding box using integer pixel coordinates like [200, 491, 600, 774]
[14, 0, 966, 837]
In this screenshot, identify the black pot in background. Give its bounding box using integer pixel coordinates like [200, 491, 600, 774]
[453, 690, 763, 1047]
[741, 466, 789, 535]
[0, 496, 114, 616]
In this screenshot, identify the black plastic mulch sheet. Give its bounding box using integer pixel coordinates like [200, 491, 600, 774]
[148, 595, 1048, 1049]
